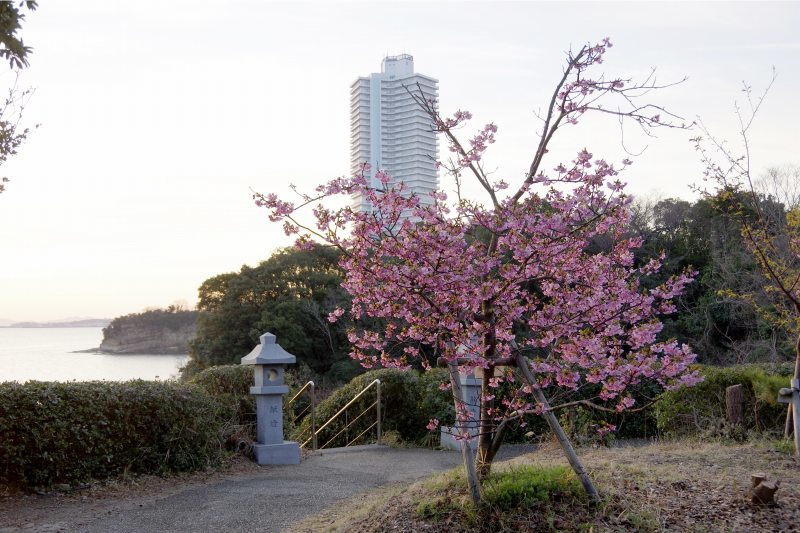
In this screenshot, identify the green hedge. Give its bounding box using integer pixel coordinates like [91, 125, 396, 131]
[189, 364, 254, 396]
[189, 365, 257, 450]
[190, 365, 255, 421]
[0, 380, 227, 489]
[655, 364, 792, 437]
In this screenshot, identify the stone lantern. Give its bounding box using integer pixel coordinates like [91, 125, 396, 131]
[440, 372, 481, 451]
[241, 332, 301, 465]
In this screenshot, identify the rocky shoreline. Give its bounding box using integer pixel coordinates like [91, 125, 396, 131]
[99, 309, 198, 355]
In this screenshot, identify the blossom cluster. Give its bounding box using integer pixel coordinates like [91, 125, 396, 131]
[259, 144, 699, 417]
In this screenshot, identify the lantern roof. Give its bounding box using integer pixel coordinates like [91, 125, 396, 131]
[241, 332, 296, 365]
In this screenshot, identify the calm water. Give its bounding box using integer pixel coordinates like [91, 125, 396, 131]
[0, 327, 188, 383]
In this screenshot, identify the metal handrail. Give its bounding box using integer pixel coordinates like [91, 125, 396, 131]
[287, 380, 316, 450]
[302, 378, 382, 449]
[319, 400, 377, 449]
[288, 380, 315, 404]
[347, 421, 378, 447]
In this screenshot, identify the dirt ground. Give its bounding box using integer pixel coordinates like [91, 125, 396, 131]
[293, 440, 800, 532]
[1, 441, 798, 532]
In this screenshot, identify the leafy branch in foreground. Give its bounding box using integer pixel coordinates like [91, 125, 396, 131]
[0, 0, 37, 195]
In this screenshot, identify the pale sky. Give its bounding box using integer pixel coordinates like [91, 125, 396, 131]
[0, 1, 798, 322]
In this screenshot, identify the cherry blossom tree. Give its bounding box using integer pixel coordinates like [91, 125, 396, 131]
[256, 39, 700, 503]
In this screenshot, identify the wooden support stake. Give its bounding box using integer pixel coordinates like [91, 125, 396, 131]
[785, 403, 793, 439]
[514, 353, 600, 503]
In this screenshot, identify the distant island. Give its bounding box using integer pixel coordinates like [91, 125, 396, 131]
[99, 306, 197, 355]
[2, 318, 111, 328]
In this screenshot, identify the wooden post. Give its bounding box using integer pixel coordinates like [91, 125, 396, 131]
[778, 384, 798, 456]
[725, 384, 744, 426]
[792, 379, 800, 458]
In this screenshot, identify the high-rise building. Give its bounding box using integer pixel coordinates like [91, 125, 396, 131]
[350, 54, 439, 213]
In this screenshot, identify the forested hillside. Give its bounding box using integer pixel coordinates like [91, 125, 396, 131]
[631, 192, 792, 364]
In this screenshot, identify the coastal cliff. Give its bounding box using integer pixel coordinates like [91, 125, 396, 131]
[100, 308, 198, 355]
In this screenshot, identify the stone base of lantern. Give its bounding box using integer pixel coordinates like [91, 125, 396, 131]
[253, 440, 301, 465]
[440, 426, 477, 451]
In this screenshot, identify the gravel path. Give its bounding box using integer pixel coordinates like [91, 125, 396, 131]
[1, 445, 494, 533]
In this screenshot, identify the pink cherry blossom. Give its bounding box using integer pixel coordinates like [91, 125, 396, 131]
[256, 39, 698, 481]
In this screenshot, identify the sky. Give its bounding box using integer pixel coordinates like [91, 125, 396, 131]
[0, 1, 798, 322]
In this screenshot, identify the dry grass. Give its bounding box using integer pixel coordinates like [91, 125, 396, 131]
[290, 439, 800, 532]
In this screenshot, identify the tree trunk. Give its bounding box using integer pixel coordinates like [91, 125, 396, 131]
[725, 384, 744, 425]
[514, 353, 601, 503]
[447, 361, 481, 505]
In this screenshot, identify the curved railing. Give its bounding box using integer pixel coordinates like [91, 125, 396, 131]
[302, 378, 382, 450]
[287, 380, 316, 450]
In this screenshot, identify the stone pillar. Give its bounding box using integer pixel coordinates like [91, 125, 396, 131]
[440, 372, 481, 451]
[241, 332, 301, 465]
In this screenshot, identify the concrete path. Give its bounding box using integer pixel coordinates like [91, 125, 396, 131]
[2, 445, 538, 533]
[84, 446, 463, 533]
[2, 445, 541, 533]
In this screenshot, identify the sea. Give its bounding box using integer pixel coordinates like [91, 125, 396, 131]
[0, 327, 189, 383]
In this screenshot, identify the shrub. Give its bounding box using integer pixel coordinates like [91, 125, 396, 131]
[418, 368, 455, 427]
[556, 380, 663, 445]
[655, 364, 792, 437]
[189, 365, 257, 450]
[290, 368, 426, 448]
[0, 380, 227, 489]
[189, 364, 317, 450]
[482, 465, 583, 508]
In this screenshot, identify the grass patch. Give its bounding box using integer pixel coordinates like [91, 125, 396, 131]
[414, 464, 592, 531]
[482, 465, 583, 508]
[756, 437, 796, 455]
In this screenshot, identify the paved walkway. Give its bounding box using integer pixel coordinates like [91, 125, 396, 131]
[2, 445, 540, 533]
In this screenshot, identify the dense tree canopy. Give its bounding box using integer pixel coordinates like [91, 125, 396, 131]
[633, 194, 792, 365]
[103, 305, 198, 339]
[185, 245, 356, 379]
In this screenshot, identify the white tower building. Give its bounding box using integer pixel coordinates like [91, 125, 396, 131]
[350, 54, 439, 213]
